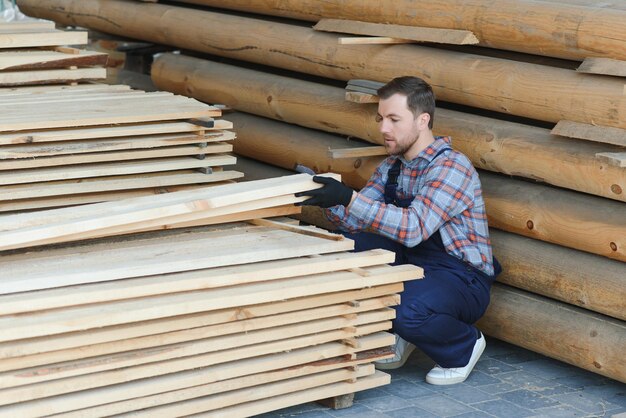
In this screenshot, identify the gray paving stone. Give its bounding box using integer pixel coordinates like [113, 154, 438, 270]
[356, 387, 394, 401]
[551, 370, 611, 389]
[358, 394, 415, 412]
[441, 385, 498, 404]
[481, 338, 519, 357]
[580, 381, 626, 403]
[491, 350, 543, 365]
[606, 407, 626, 417]
[463, 371, 502, 387]
[389, 378, 436, 399]
[528, 404, 588, 417]
[410, 394, 476, 417]
[476, 382, 517, 395]
[551, 391, 621, 414]
[264, 402, 329, 416]
[516, 359, 579, 380]
[327, 403, 375, 417]
[497, 371, 558, 391]
[608, 392, 626, 408]
[472, 399, 535, 417]
[500, 389, 560, 409]
[391, 364, 430, 382]
[386, 406, 439, 418]
[474, 358, 519, 375]
[449, 412, 494, 418]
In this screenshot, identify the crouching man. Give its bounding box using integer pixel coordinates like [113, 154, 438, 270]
[296, 76, 502, 385]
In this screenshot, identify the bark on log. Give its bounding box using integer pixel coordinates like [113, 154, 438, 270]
[227, 111, 626, 262]
[157, 0, 626, 61]
[152, 54, 626, 203]
[478, 284, 626, 383]
[18, 0, 626, 130]
[490, 229, 626, 321]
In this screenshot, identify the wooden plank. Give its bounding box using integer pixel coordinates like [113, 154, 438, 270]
[0, 21, 56, 31]
[0, 310, 392, 389]
[0, 133, 234, 159]
[199, 372, 390, 418]
[127, 365, 374, 417]
[0, 284, 402, 360]
[0, 170, 243, 200]
[330, 146, 387, 159]
[0, 83, 130, 97]
[0, 49, 108, 71]
[0, 90, 174, 106]
[338, 36, 414, 45]
[0, 248, 393, 314]
[0, 154, 235, 185]
[0, 265, 418, 341]
[0, 295, 398, 372]
[0, 30, 87, 48]
[0, 67, 106, 86]
[596, 152, 626, 167]
[314, 19, 478, 45]
[345, 91, 378, 103]
[0, 95, 220, 132]
[0, 334, 392, 417]
[0, 121, 231, 145]
[577, 57, 626, 77]
[552, 120, 626, 147]
[0, 143, 233, 170]
[0, 224, 354, 295]
[0, 324, 391, 405]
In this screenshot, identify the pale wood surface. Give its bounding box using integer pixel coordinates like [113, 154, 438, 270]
[577, 57, 626, 77]
[338, 37, 413, 45]
[0, 49, 108, 71]
[478, 284, 626, 383]
[0, 67, 106, 85]
[0, 29, 87, 48]
[552, 120, 626, 147]
[315, 19, 478, 44]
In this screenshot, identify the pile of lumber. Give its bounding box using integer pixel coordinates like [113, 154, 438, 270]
[24, 0, 626, 384]
[0, 22, 240, 213]
[0, 20, 106, 86]
[0, 216, 422, 416]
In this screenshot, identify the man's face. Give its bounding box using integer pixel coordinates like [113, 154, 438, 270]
[376, 93, 421, 157]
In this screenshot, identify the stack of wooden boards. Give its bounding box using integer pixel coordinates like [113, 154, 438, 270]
[0, 19, 106, 86]
[0, 218, 423, 417]
[24, 0, 626, 383]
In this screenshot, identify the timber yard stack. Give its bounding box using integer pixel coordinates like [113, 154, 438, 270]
[0, 14, 426, 417]
[17, 0, 626, 385]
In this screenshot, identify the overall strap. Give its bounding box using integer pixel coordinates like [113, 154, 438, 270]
[384, 159, 403, 204]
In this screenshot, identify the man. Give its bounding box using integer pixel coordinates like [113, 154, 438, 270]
[295, 76, 501, 385]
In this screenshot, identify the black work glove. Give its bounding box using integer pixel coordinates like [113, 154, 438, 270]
[295, 176, 354, 208]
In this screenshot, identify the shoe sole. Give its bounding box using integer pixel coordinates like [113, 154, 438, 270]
[425, 336, 486, 385]
[374, 344, 416, 370]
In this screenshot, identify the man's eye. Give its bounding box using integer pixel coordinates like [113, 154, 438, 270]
[391, 118, 399, 122]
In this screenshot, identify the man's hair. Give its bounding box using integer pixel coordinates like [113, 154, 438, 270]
[377, 76, 435, 129]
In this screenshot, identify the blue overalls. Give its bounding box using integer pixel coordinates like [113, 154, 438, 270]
[346, 153, 502, 368]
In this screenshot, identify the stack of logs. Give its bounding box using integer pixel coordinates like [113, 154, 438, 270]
[17, 0, 626, 385]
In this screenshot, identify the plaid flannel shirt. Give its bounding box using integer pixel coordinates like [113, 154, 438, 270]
[326, 136, 495, 276]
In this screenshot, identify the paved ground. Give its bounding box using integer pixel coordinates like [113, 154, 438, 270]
[261, 337, 626, 418]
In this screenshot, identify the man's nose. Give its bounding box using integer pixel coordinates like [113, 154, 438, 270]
[379, 119, 391, 133]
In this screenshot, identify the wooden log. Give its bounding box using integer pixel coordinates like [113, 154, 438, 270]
[314, 19, 478, 45]
[153, 55, 626, 202]
[480, 171, 626, 263]
[227, 112, 626, 262]
[478, 284, 626, 383]
[22, 0, 626, 130]
[138, 0, 626, 61]
[490, 229, 626, 321]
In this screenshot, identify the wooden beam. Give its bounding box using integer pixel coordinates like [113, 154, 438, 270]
[478, 284, 626, 383]
[330, 146, 387, 159]
[0, 49, 108, 71]
[315, 19, 478, 45]
[152, 56, 626, 202]
[577, 57, 626, 77]
[338, 37, 413, 45]
[552, 120, 626, 147]
[0, 67, 106, 86]
[0, 29, 87, 48]
[596, 152, 626, 168]
[22, 0, 626, 129]
[491, 229, 626, 321]
[345, 91, 378, 103]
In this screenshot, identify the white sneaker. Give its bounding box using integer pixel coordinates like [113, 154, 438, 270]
[375, 334, 416, 370]
[425, 332, 486, 385]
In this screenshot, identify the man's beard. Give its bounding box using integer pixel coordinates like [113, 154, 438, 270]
[385, 133, 419, 156]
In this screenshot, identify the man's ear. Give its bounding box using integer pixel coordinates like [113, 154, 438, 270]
[418, 112, 430, 129]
